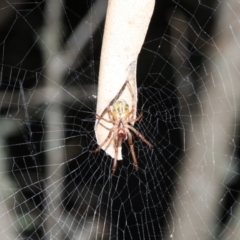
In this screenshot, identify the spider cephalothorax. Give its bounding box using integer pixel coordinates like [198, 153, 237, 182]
[94, 82, 153, 175]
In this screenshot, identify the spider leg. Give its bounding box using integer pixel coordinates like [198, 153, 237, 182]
[96, 114, 113, 123]
[130, 111, 143, 123]
[126, 129, 138, 169]
[93, 127, 114, 152]
[107, 106, 115, 119]
[127, 125, 153, 147]
[112, 138, 119, 175]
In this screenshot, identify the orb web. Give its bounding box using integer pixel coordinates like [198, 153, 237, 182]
[0, 0, 239, 239]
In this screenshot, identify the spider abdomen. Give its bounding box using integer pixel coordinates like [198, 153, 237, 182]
[118, 130, 127, 139]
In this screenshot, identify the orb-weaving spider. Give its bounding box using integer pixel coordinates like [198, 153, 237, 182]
[94, 82, 153, 175]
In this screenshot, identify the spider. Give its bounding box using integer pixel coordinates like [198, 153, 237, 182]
[94, 83, 153, 175]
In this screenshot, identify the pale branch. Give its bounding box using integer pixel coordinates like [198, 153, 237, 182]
[95, 0, 155, 161]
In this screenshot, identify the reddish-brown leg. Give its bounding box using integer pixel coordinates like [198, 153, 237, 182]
[129, 111, 143, 123]
[127, 125, 153, 147]
[96, 114, 113, 123]
[126, 129, 138, 169]
[112, 138, 119, 175]
[93, 128, 114, 152]
[107, 106, 115, 120]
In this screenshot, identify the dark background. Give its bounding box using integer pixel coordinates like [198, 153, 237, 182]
[0, 0, 236, 239]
